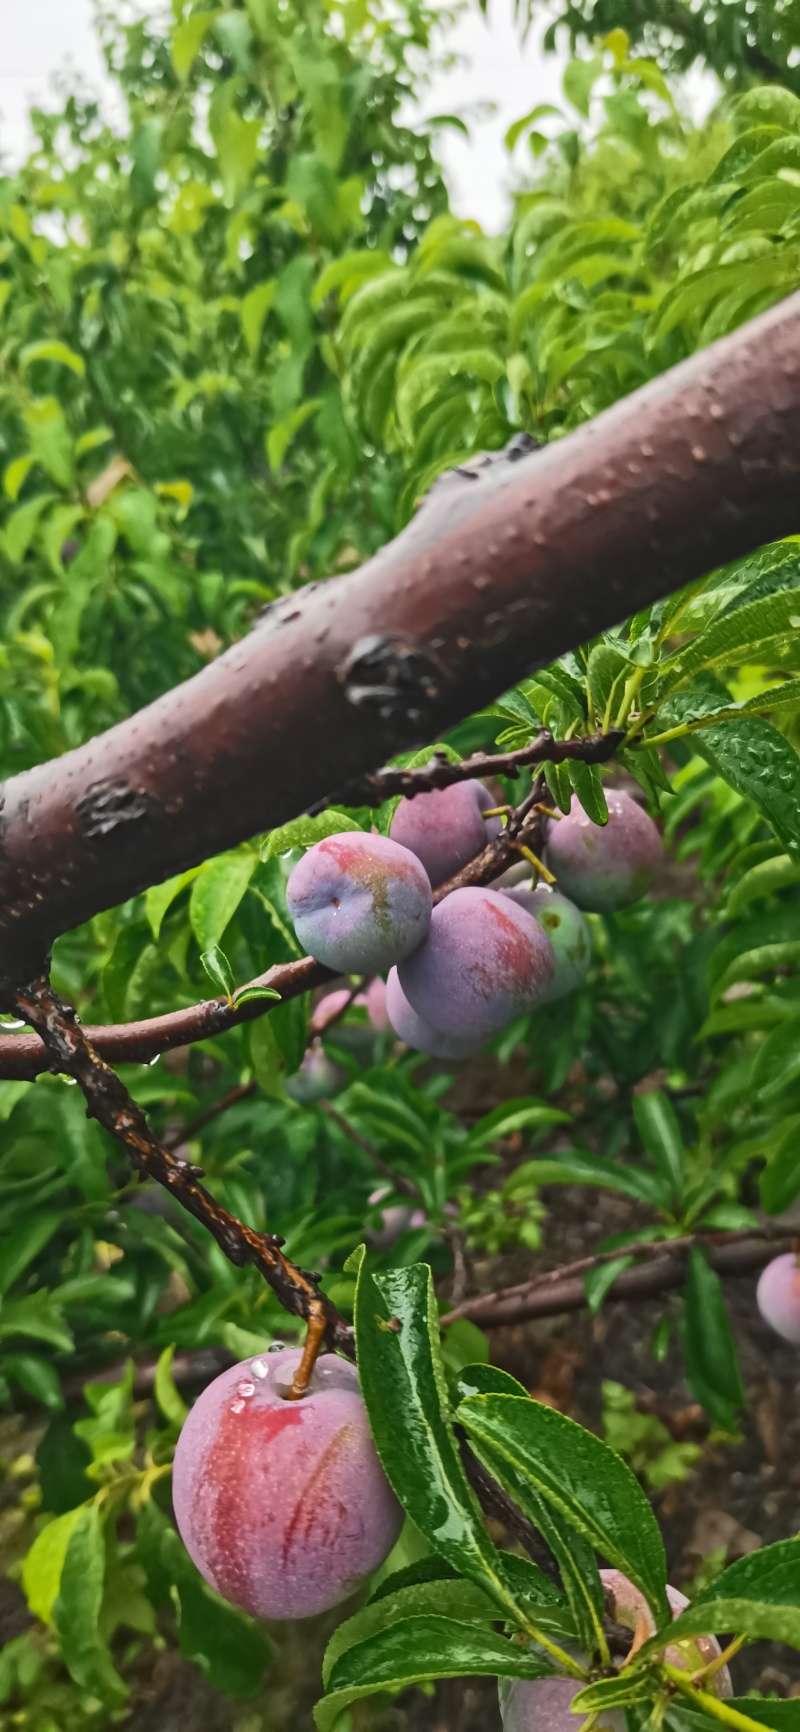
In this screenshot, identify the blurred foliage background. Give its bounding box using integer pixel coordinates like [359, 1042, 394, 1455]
[2, 0, 800, 1725]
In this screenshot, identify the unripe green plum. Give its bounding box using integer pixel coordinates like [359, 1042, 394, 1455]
[397, 886, 554, 1043]
[544, 791, 661, 913]
[172, 1348, 402, 1620]
[385, 966, 484, 1059]
[390, 779, 502, 886]
[756, 1253, 800, 1344]
[287, 834, 431, 974]
[501, 886, 591, 1001]
[600, 1570, 732, 1693]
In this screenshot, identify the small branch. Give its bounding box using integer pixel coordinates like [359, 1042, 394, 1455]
[319, 729, 624, 810]
[11, 977, 353, 1359]
[318, 1100, 421, 1199]
[442, 1228, 789, 1329]
[162, 1080, 257, 1150]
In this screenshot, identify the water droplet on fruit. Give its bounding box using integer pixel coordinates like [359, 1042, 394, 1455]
[237, 1381, 255, 1398]
[250, 1357, 269, 1379]
[230, 1398, 245, 1414]
[268, 1340, 286, 1352]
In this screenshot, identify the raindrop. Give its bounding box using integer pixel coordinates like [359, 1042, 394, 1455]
[268, 1340, 286, 1353]
[230, 1399, 245, 1414]
[237, 1381, 255, 1399]
[250, 1358, 269, 1379]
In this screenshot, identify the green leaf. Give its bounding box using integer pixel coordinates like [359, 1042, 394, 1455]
[20, 340, 85, 376]
[586, 643, 632, 727]
[266, 400, 322, 472]
[641, 1542, 800, 1657]
[5, 1351, 64, 1410]
[562, 54, 603, 118]
[130, 119, 161, 208]
[759, 1116, 800, 1213]
[457, 1394, 668, 1620]
[323, 1576, 500, 1688]
[232, 982, 281, 1006]
[353, 1256, 542, 1632]
[159, 1517, 270, 1696]
[190, 853, 257, 951]
[200, 945, 235, 1001]
[261, 810, 362, 860]
[708, 909, 800, 1001]
[2, 492, 55, 563]
[145, 868, 201, 939]
[751, 1012, 800, 1098]
[154, 1346, 189, 1429]
[23, 1503, 89, 1624]
[680, 1250, 745, 1430]
[0, 1293, 73, 1351]
[171, 8, 219, 80]
[667, 588, 800, 687]
[54, 1505, 127, 1703]
[240, 279, 276, 354]
[632, 1092, 685, 1204]
[693, 718, 800, 863]
[568, 760, 608, 825]
[317, 1616, 554, 1732]
[727, 853, 800, 915]
[0, 1211, 62, 1296]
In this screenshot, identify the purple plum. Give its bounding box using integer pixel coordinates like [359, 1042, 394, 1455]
[172, 1348, 402, 1620]
[397, 886, 555, 1043]
[390, 779, 502, 886]
[756, 1253, 800, 1345]
[501, 1675, 624, 1732]
[287, 833, 431, 974]
[544, 791, 662, 913]
[285, 1040, 344, 1104]
[500, 886, 591, 1001]
[385, 966, 484, 1059]
[600, 1570, 732, 1692]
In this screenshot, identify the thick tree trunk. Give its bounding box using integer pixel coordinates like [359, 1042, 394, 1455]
[1, 293, 799, 966]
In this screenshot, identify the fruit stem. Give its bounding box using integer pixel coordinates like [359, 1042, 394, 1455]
[515, 844, 557, 885]
[661, 1665, 764, 1732]
[689, 1634, 746, 1688]
[286, 1304, 329, 1400]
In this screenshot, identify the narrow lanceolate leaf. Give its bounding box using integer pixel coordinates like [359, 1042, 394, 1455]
[457, 1394, 669, 1621]
[53, 1505, 127, 1704]
[568, 759, 609, 825]
[759, 1115, 800, 1214]
[352, 1254, 561, 1641]
[632, 1091, 685, 1204]
[22, 1504, 89, 1624]
[751, 1012, 800, 1098]
[260, 810, 362, 859]
[664, 587, 800, 688]
[189, 852, 257, 951]
[693, 717, 800, 862]
[680, 1249, 745, 1431]
[640, 1541, 800, 1657]
[322, 1578, 500, 1689]
[707, 909, 800, 1002]
[316, 1616, 554, 1732]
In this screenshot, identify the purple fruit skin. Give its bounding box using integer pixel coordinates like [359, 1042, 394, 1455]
[287, 834, 432, 974]
[757, 1253, 800, 1344]
[600, 1570, 732, 1694]
[501, 1676, 623, 1732]
[365, 975, 390, 1031]
[501, 886, 591, 1001]
[544, 791, 662, 913]
[172, 1349, 403, 1621]
[285, 1041, 344, 1104]
[386, 967, 484, 1059]
[397, 887, 555, 1042]
[390, 779, 502, 886]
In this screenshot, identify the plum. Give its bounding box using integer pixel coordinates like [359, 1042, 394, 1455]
[600, 1569, 732, 1693]
[172, 1348, 402, 1620]
[287, 833, 431, 974]
[756, 1253, 800, 1344]
[386, 966, 484, 1059]
[502, 1571, 731, 1732]
[397, 886, 554, 1043]
[544, 791, 661, 913]
[501, 1675, 623, 1732]
[365, 975, 390, 1031]
[501, 886, 591, 1001]
[390, 779, 502, 886]
[285, 1040, 344, 1104]
[366, 1185, 427, 1249]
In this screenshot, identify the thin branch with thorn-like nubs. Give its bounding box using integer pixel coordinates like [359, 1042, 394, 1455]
[10, 977, 354, 1380]
[313, 728, 625, 811]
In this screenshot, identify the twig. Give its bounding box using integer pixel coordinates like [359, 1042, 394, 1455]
[316, 730, 624, 810]
[11, 978, 354, 1370]
[442, 1229, 788, 1329]
[318, 1100, 421, 1199]
[162, 1080, 257, 1150]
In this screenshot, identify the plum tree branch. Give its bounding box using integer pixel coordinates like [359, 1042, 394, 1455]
[441, 1227, 789, 1329]
[314, 727, 624, 809]
[8, 975, 354, 1360]
[1, 295, 799, 969]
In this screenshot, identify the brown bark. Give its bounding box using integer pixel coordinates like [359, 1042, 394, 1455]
[1, 295, 799, 968]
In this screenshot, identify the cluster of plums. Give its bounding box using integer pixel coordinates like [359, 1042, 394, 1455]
[285, 782, 662, 1060]
[172, 1350, 731, 1712]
